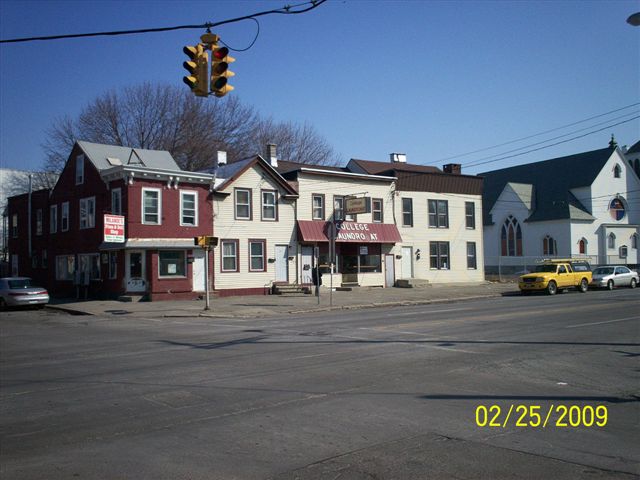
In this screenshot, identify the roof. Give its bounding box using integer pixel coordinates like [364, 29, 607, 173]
[481, 146, 616, 224]
[275, 159, 348, 175]
[212, 156, 299, 197]
[393, 171, 483, 195]
[77, 141, 181, 172]
[349, 159, 441, 175]
[626, 140, 640, 155]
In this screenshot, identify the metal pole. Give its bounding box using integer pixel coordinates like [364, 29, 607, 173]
[204, 247, 210, 310]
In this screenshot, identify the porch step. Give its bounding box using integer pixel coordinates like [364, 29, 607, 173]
[395, 279, 431, 288]
[273, 285, 311, 296]
[340, 282, 360, 289]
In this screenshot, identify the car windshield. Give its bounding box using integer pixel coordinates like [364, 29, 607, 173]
[534, 265, 557, 273]
[593, 267, 614, 275]
[7, 279, 37, 289]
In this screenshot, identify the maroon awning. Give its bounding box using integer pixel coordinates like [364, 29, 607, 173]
[297, 220, 402, 243]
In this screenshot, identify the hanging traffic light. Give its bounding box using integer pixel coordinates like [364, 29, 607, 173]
[183, 44, 209, 97]
[211, 42, 235, 97]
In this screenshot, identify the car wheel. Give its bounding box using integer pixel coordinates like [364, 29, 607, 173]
[579, 278, 588, 293]
[630, 278, 637, 289]
[547, 281, 557, 295]
[607, 280, 614, 290]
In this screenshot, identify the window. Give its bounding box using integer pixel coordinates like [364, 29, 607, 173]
[620, 246, 628, 258]
[609, 198, 626, 221]
[608, 233, 616, 249]
[261, 190, 277, 221]
[109, 251, 117, 279]
[333, 196, 344, 221]
[42, 249, 48, 269]
[36, 209, 43, 235]
[75, 154, 84, 185]
[79, 253, 100, 280]
[32, 254, 38, 269]
[79, 197, 96, 229]
[235, 188, 251, 220]
[632, 234, 638, 249]
[501, 215, 522, 256]
[430, 242, 450, 270]
[543, 235, 557, 255]
[312, 194, 325, 220]
[402, 198, 413, 227]
[372, 198, 383, 223]
[578, 238, 587, 255]
[56, 255, 76, 281]
[180, 191, 197, 226]
[142, 189, 161, 224]
[465, 202, 475, 229]
[11, 213, 17, 238]
[249, 240, 266, 272]
[61, 202, 69, 231]
[221, 240, 239, 272]
[614, 164, 621, 178]
[50, 205, 58, 234]
[111, 188, 122, 215]
[159, 250, 186, 277]
[428, 200, 449, 228]
[467, 242, 477, 269]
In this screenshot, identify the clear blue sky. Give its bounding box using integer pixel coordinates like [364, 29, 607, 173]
[1, 0, 638, 175]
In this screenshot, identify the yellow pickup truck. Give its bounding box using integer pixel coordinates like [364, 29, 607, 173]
[519, 260, 592, 295]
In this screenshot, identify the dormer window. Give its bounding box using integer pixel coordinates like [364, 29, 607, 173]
[613, 164, 621, 178]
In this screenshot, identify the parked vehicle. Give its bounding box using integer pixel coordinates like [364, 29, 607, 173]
[0, 277, 50, 309]
[590, 266, 639, 290]
[519, 261, 592, 295]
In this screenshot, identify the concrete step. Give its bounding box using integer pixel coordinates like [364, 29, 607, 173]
[273, 285, 311, 295]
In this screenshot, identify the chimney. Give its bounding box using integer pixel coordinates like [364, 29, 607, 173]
[390, 153, 407, 163]
[217, 151, 227, 166]
[267, 143, 278, 167]
[443, 163, 461, 175]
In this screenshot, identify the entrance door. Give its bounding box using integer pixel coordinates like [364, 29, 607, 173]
[192, 249, 205, 291]
[385, 254, 395, 287]
[275, 245, 289, 283]
[126, 250, 146, 293]
[301, 246, 313, 284]
[401, 246, 413, 279]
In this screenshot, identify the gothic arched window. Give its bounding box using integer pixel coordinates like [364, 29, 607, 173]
[543, 235, 557, 256]
[501, 215, 522, 256]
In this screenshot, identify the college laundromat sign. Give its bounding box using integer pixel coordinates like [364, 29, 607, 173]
[332, 221, 402, 243]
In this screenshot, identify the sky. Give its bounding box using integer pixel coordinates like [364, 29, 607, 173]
[0, 0, 638, 175]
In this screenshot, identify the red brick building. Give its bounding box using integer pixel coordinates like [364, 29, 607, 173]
[7, 141, 216, 300]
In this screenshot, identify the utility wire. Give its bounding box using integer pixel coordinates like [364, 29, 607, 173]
[0, 0, 326, 44]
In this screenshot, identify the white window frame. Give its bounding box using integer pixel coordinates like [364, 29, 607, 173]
[111, 188, 122, 215]
[142, 188, 162, 225]
[372, 198, 383, 223]
[75, 154, 85, 185]
[50, 205, 58, 234]
[261, 190, 277, 221]
[61, 202, 70, 232]
[312, 194, 325, 220]
[249, 239, 266, 272]
[402, 198, 413, 227]
[221, 240, 239, 272]
[235, 189, 251, 220]
[180, 190, 198, 226]
[79, 196, 96, 229]
[465, 202, 476, 229]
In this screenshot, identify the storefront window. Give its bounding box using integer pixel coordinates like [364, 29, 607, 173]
[159, 251, 185, 277]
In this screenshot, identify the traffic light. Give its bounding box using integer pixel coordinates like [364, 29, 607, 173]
[211, 42, 235, 97]
[183, 44, 209, 97]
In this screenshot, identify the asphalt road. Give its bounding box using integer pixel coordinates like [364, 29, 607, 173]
[1, 289, 639, 479]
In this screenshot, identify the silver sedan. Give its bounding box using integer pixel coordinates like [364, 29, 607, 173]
[0, 277, 50, 309]
[590, 266, 639, 290]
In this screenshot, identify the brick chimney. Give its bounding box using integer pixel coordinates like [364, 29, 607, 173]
[443, 163, 461, 175]
[390, 153, 407, 163]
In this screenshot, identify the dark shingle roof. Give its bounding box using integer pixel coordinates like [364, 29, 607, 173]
[626, 140, 640, 155]
[349, 159, 441, 175]
[480, 146, 616, 224]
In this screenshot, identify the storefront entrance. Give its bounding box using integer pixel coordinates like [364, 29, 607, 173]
[126, 250, 146, 293]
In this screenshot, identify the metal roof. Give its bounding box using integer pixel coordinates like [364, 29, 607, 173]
[77, 141, 181, 172]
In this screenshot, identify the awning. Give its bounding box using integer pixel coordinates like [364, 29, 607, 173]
[99, 238, 197, 250]
[297, 220, 402, 244]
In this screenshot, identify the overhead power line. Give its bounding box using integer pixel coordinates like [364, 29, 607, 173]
[0, 0, 327, 44]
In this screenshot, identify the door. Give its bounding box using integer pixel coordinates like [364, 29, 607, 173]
[385, 254, 395, 287]
[192, 249, 205, 291]
[401, 246, 413, 279]
[275, 245, 289, 283]
[301, 246, 313, 284]
[126, 250, 146, 293]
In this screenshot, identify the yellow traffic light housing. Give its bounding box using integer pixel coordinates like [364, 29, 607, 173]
[211, 42, 235, 98]
[183, 44, 209, 97]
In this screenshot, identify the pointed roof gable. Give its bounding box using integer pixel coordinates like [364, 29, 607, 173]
[481, 146, 615, 224]
[213, 156, 298, 197]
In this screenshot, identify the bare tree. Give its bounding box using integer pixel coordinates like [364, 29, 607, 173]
[42, 83, 340, 173]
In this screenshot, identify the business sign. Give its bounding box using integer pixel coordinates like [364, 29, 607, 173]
[345, 196, 370, 215]
[104, 214, 125, 243]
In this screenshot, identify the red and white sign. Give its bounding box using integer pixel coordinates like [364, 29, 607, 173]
[104, 214, 125, 243]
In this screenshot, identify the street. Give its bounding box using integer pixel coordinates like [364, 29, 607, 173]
[1, 289, 639, 479]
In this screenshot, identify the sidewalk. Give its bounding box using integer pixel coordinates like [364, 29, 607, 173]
[47, 282, 518, 318]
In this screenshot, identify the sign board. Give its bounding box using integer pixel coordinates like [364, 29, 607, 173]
[345, 196, 370, 215]
[104, 214, 125, 243]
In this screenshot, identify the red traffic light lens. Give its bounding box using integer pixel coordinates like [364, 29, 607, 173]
[213, 47, 229, 60]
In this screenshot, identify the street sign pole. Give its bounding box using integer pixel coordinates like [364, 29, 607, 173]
[329, 222, 336, 307]
[204, 246, 210, 311]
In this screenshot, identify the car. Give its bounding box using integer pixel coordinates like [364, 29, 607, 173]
[0, 277, 50, 309]
[519, 261, 592, 295]
[590, 266, 639, 290]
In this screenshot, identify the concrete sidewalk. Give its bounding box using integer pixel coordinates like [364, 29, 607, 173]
[47, 282, 518, 318]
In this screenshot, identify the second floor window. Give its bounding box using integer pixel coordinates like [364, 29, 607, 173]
[50, 205, 58, 234]
[111, 188, 122, 215]
[235, 189, 251, 220]
[180, 191, 197, 226]
[79, 197, 96, 229]
[333, 196, 344, 221]
[61, 202, 69, 231]
[36, 209, 43, 235]
[312, 194, 324, 220]
[372, 198, 383, 223]
[261, 190, 277, 220]
[428, 200, 449, 228]
[11, 213, 18, 238]
[402, 198, 413, 227]
[142, 189, 161, 224]
[465, 202, 475, 229]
